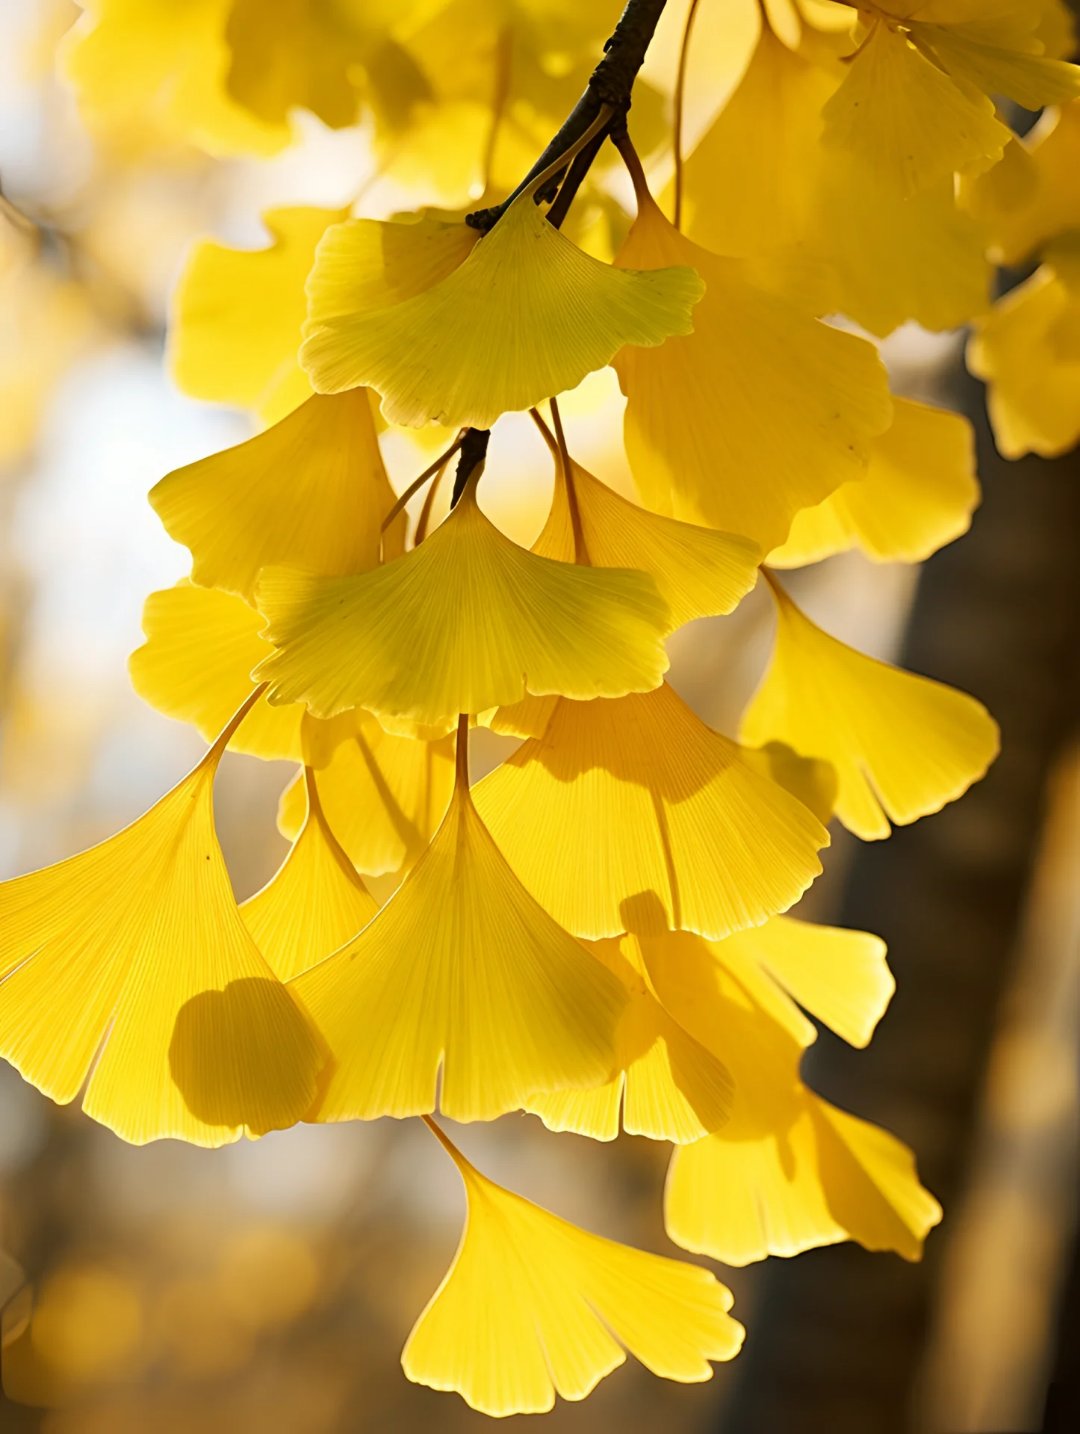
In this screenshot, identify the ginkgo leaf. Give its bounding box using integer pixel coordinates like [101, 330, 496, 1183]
[61, 0, 287, 159]
[532, 920, 827, 1126]
[926, 16, 1080, 112]
[130, 581, 355, 764]
[717, 916, 894, 1049]
[255, 483, 672, 728]
[473, 682, 829, 941]
[242, 769, 378, 982]
[640, 924, 940, 1265]
[822, 20, 1010, 197]
[402, 1123, 744, 1417]
[742, 576, 1000, 840]
[531, 428, 761, 626]
[223, 0, 369, 129]
[771, 398, 980, 566]
[966, 106, 1080, 267]
[301, 190, 704, 429]
[528, 920, 819, 1144]
[150, 391, 399, 601]
[528, 932, 735, 1144]
[486, 423, 757, 740]
[613, 186, 891, 551]
[0, 699, 326, 1147]
[677, 24, 838, 262]
[680, 26, 991, 338]
[968, 262, 1080, 459]
[168, 205, 348, 421]
[289, 774, 626, 1123]
[304, 209, 481, 321]
[812, 160, 992, 337]
[740, 741, 839, 827]
[666, 1090, 943, 1267]
[277, 717, 456, 877]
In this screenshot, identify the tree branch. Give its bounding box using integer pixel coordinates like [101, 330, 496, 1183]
[450, 427, 491, 507]
[466, 0, 669, 232]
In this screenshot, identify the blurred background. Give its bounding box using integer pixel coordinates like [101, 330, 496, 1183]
[0, 1, 1077, 1431]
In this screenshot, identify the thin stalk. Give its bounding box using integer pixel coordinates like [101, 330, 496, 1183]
[614, 129, 653, 208]
[672, 0, 702, 229]
[548, 397, 588, 562]
[382, 433, 466, 532]
[454, 712, 470, 794]
[421, 1113, 470, 1171]
[208, 682, 269, 760]
[546, 126, 609, 230]
[480, 24, 514, 198]
[525, 106, 613, 204]
[413, 459, 451, 545]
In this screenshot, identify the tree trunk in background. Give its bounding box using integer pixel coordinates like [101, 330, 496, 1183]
[1045, 1224, 1080, 1431]
[717, 363, 1080, 1434]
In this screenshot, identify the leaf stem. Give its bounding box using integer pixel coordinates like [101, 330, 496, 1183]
[382, 432, 467, 532]
[524, 105, 614, 204]
[548, 397, 588, 562]
[413, 459, 450, 545]
[466, 0, 670, 232]
[672, 0, 702, 230]
[614, 129, 653, 208]
[454, 713, 470, 794]
[207, 682, 270, 763]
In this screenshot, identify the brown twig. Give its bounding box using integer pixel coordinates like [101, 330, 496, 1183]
[465, 0, 669, 232]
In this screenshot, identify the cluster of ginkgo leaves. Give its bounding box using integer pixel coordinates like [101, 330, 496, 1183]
[1, 0, 1076, 1418]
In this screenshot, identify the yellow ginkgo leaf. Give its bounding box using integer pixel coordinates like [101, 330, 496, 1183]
[61, 0, 287, 159]
[150, 391, 399, 601]
[255, 482, 672, 728]
[528, 920, 818, 1144]
[812, 159, 991, 337]
[821, 20, 1010, 197]
[640, 923, 940, 1265]
[304, 209, 481, 320]
[242, 769, 378, 982]
[528, 932, 735, 1144]
[742, 575, 1000, 840]
[277, 717, 456, 878]
[924, 12, 1080, 113]
[968, 262, 1080, 459]
[666, 1090, 943, 1267]
[130, 581, 353, 764]
[473, 682, 829, 941]
[822, 3, 1080, 201]
[531, 423, 761, 626]
[771, 398, 980, 567]
[223, 0, 369, 129]
[740, 741, 839, 826]
[0, 698, 326, 1147]
[680, 22, 992, 338]
[677, 24, 838, 263]
[289, 754, 626, 1123]
[402, 1122, 744, 1417]
[301, 190, 704, 429]
[169, 206, 348, 421]
[613, 186, 891, 551]
[966, 105, 1080, 267]
[717, 916, 894, 1050]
